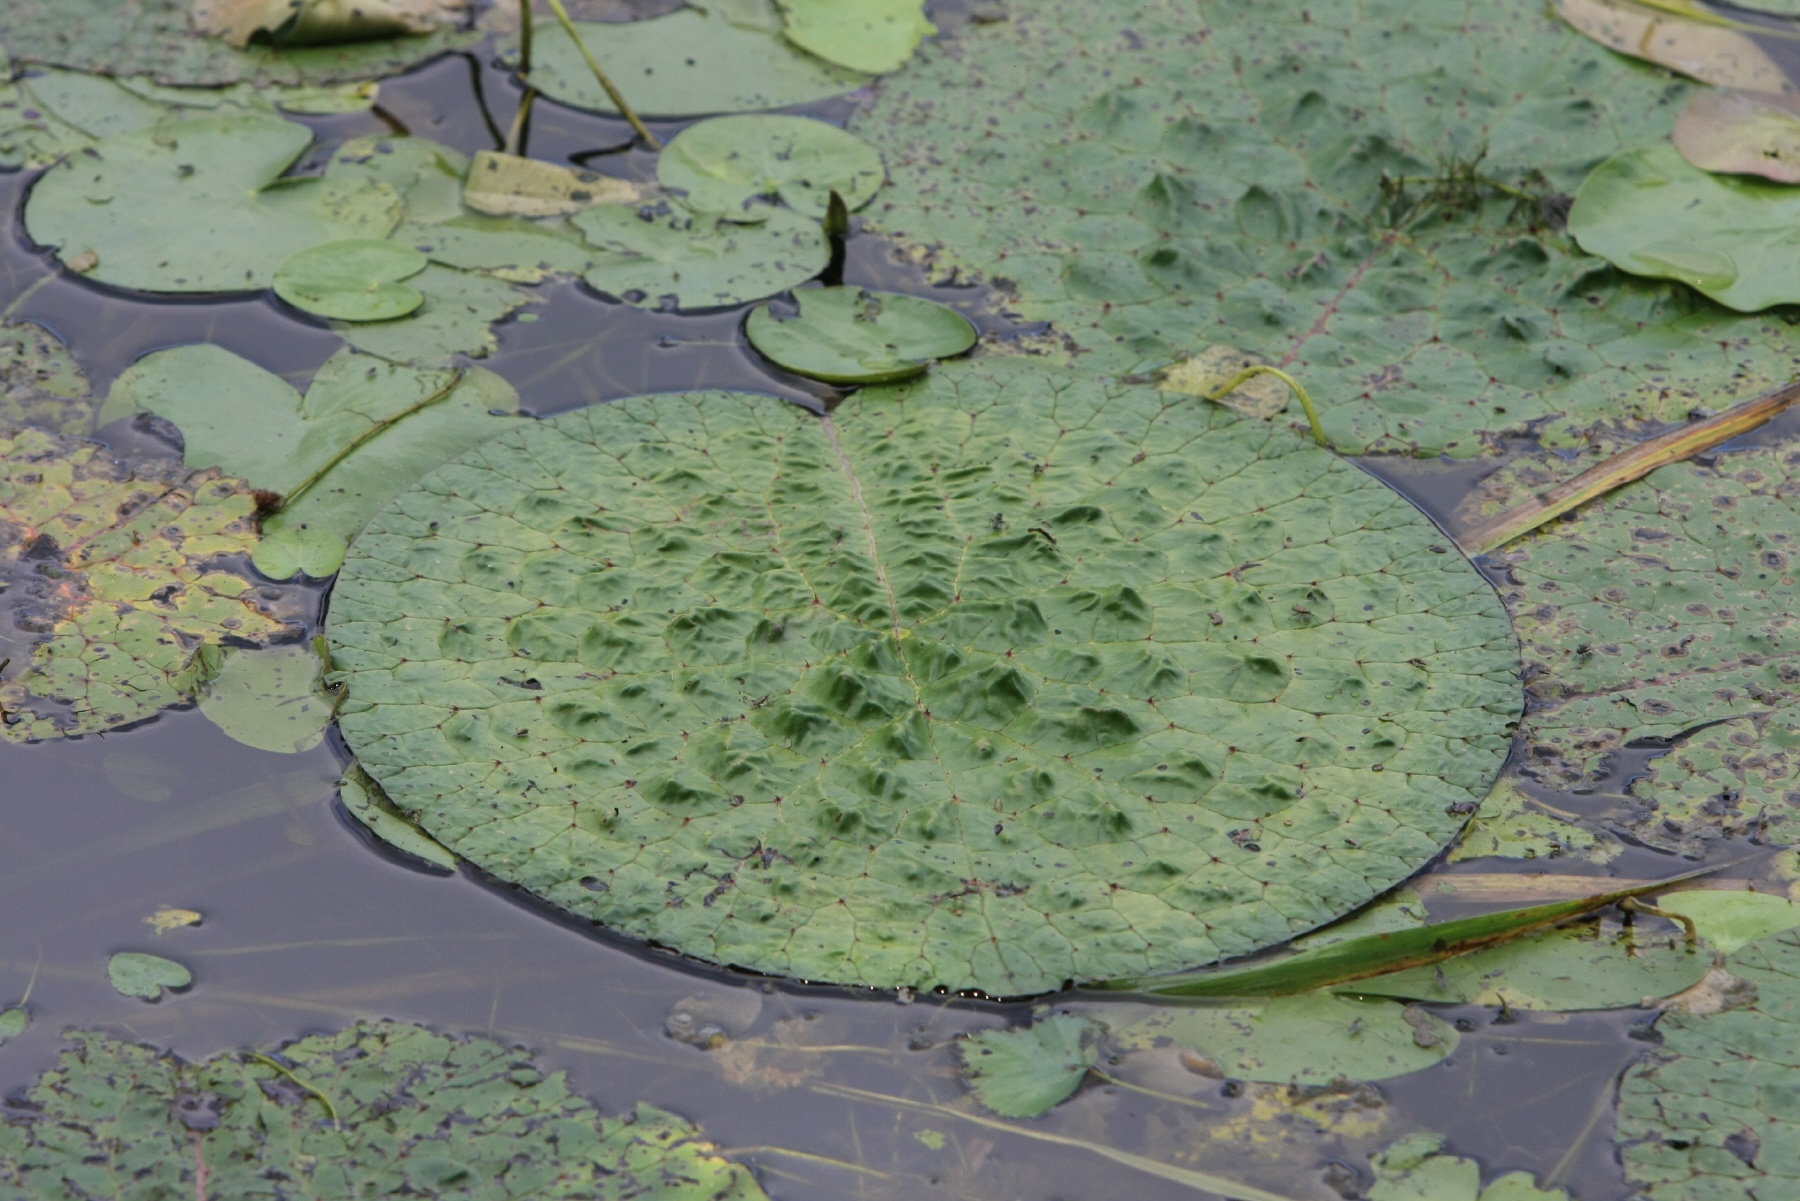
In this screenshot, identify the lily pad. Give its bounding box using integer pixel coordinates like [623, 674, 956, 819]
[24, 113, 401, 293]
[0, 1009, 28, 1041]
[1673, 88, 1800, 184]
[0, 428, 290, 742]
[198, 643, 334, 754]
[394, 217, 597, 283]
[328, 134, 469, 225]
[272, 238, 428, 321]
[0, 0, 478, 87]
[1555, 0, 1790, 92]
[339, 765, 457, 869]
[334, 264, 534, 363]
[575, 204, 828, 310]
[1569, 142, 1800, 313]
[777, 0, 934, 74]
[849, 0, 1800, 456]
[746, 286, 977, 383]
[1370, 1134, 1568, 1201]
[1658, 889, 1800, 955]
[326, 358, 1519, 994]
[959, 1014, 1099, 1117]
[518, 8, 867, 117]
[0, 1022, 768, 1200]
[101, 344, 525, 581]
[107, 951, 190, 1000]
[658, 115, 884, 220]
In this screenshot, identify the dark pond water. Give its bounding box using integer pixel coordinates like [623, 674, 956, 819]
[0, 10, 1784, 1199]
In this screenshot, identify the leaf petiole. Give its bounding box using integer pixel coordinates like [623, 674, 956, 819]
[248, 1052, 341, 1130]
[1205, 364, 1327, 446]
[539, 0, 663, 150]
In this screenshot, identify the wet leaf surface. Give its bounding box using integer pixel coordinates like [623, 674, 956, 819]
[776, 0, 934, 74]
[271, 238, 429, 322]
[0, 1022, 767, 1200]
[327, 357, 1517, 994]
[959, 1013, 1098, 1117]
[659, 115, 884, 221]
[746, 287, 977, 384]
[198, 643, 334, 754]
[106, 950, 190, 999]
[0, 323, 93, 436]
[575, 204, 829, 310]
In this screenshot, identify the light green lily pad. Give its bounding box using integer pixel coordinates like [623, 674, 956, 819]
[0, 0, 478, 87]
[659, 115, 885, 220]
[0, 1008, 28, 1041]
[0, 428, 290, 743]
[393, 217, 597, 283]
[959, 1014, 1099, 1117]
[326, 357, 1519, 994]
[848, 0, 1800, 457]
[106, 951, 190, 1000]
[746, 287, 977, 383]
[24, 113, 401, 293]
[273, 238, 427, 321]
[0, 1023, 768, 1200]
[777, 0, 934, 74]
[334, 264, 534, 363]
[1659, 889, 1800, 956]
[198, 643, 334, 754]
[1618, 928, 1800, 1198]
[101, 344, 525, 581]
[328, 134, 469, 225]
[1570, 143, 1800, 313]
[575, 205, 828, 310]
[340, 765, 457, 869]
[1370, 1135, 1568, 1201]
[1108, 992, 1459, 1084]
[517, 8, 867, 117]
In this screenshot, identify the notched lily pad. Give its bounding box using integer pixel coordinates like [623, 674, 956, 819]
[746, 286, 977, 383]
[327, 357, 1518, 994]
[658, 115, 884, 220]
[107, 951, 190, 1000]
[959, 1014, 1099, 1117]
[272, 238, 427, 321]
[575, 204, 828, 310]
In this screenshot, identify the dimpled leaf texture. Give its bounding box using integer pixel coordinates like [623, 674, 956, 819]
[848, 0, 1800, 457]
[0, 428, 289, 742]
[327, 358, 1518, 994]
[1617, 929, 1800, 1199]
[0, 1022, 768, 1201]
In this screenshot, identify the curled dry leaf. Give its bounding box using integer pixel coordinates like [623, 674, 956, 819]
[192, 0, 466, 50]
[1555, 0, 1792, 92]
[1158, 346, 1291, 420]
[1674, 88, 1800, 182]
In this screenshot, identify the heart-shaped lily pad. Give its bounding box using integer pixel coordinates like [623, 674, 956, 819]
[327, 358, 1518, 995]
[746, 286, 977, 383]
[659, 115, 884, 220]
[273, 238, 428, 321]
[107, 951, 190, 1000]
[574, 205, 828, 310]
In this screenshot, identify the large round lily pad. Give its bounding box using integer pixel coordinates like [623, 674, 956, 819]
[327, 358, 1519, 994]
[658, 115, 885, 220]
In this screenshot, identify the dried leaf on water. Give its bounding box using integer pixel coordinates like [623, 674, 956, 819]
[272, 238, 428, 321]
[1555, 0, 1792, 91]
[146, 907, 203, 934]
[745, 287, 977, 383]
[958, 1014, 1099, 1117]
[107, 951, 190, 1000]
[462, 150, 647, 219]
[1158, 347, 1291, 421]
[198, 643, 334, 754]
[325, 358, 1517, 995]
[191, 0, 465, 49]
[1673, 88, 1800, 182]
[658, 115, 884, 220]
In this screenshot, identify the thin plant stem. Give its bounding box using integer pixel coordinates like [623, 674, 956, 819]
[1205, 365, 1326, 446]
[1621, 897, 1700, 946]
[539, 0, 663, 149]
[0, 272, 55, 324]
[518, 0, 533, 73]
[505, 87, 537, 156]
[275, 369, 466, 512]
[248, 1052, 341, 1130]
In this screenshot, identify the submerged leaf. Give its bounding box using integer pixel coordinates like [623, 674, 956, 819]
[959, 1014, 1099, 1117]
[745, 287, 977, 383]
[1569, 143, 1800, 312]
[777, 0, 935, 74]
[198, 643, 334, 754]
[326, 358, 1518, 994]
[24, 114, 401, 293]
[191, 0, 464, 49]
[1673, 88, 1800, 183]
[107, 952, 190, 1000]
[272, 238, 427, 321]
[576, 205, 828, 309]
[462, 150, 647, 219]
[339, 765, 456, 869]
[658, 115, 884, 220]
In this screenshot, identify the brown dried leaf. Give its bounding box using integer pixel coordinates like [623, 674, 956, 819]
[191, 0, 464, 50]
[1674, 88, 1800, 182]
[1556, 0, 1792, 92]
[462, 150, 650, 219]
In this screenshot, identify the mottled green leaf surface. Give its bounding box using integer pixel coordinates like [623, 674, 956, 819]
[106, 951, 189, 999]
[848, 0, 1800, 456]
[747, 287, 977, 384]
[327, 357, 1518, 994]
[25, 114, 401, 293]
[959, 1014, 1098, 1117]
[0, 0, 477, 86]
[518, 9, 866, 117]
[576, 205, 829, 310]
[0, 323, 93, 436]
[0, 1023, 767, 1201]
[659, 115, 886, 220]
[1618, 929, 1800, 1198]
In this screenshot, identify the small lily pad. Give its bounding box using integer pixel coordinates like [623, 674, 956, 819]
[777, 0, 934, 74]
[518, 8, 867, 117]
[745, 286, 977, 383]
[197, 643, 334, 754]
[0, 1008, 28, 1040]
[273, 238, 428, 321]
[1569, 142, 1800, 313]
[658, 115, 884, 220]
[335, 264, 534, 363]
[575, 205, 828, 309]
[24, 114, 402, 293]
[958, 1015, 1099, 1118]
[107, 952, 190, 1000]
[1658, 889, 1800, 955]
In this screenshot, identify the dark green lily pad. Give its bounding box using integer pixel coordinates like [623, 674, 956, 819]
[106, 951, 189, 1000]
[1570, 143, 1800, 312]
[959, 1015, 1099, 1117]
[659, 115, 885, 220]
[326, 358, 1518, 994]
[24, 114, 401, 293]
[0, 1022, 768, 1200]
[272, 238, 428, 321]
[575, 205, 828, 310]
[746, 287, 977, 383]
[518, 8, 866, 117]
[848, 0, 1800, 457]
